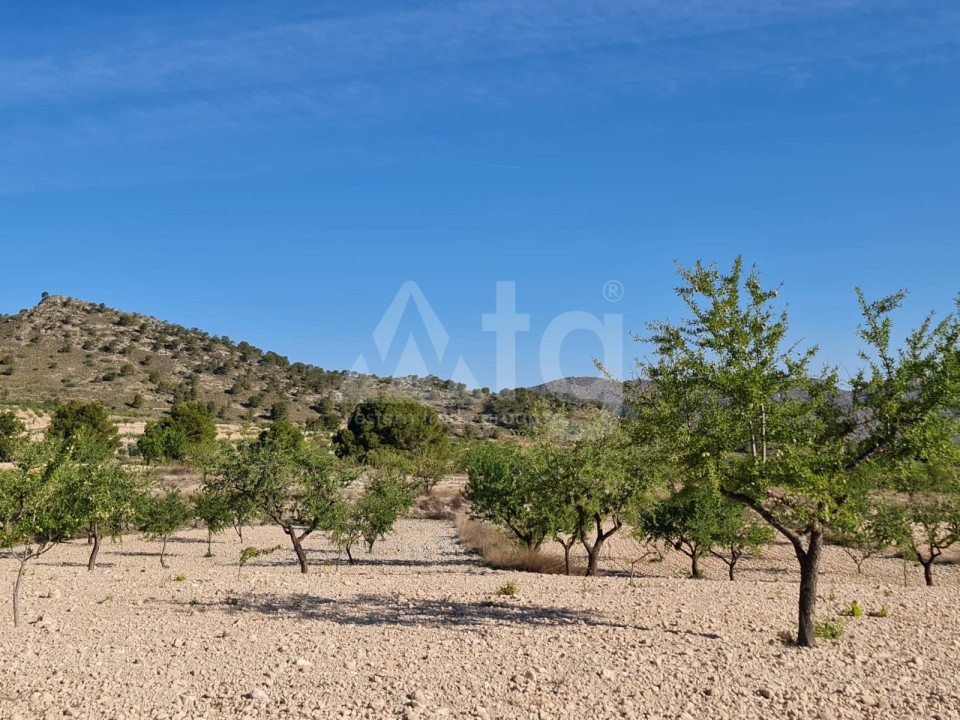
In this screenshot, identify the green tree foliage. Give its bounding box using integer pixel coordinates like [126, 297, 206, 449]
[466, 422, 657, 576]
[186, 439, 256, 541]
[237, 544, 282, 580]
[259, 420, 304, 451]
[642, 484, 718, 579]
[168, 401, 217, 445]
[200, 441, 258, 543]
[137, 423, 189, 464]
[332, 471, 417, 563]
[192, 488, 234, 557]
[0, 438, 84, 626]
[881, 461, 960, 586]
[464, 441, 553, 551]
[481, 387, 602, 433]
[137, 488, 192, 568]
[637, 257, 960, 646]
[334, 398, 449, 478]
[0, 410, 26, 461]
[187, 440, 228, 481]
[62, 449, 147, 571]
[334, 397, 452, 490]
[410, 440, 453, 492]
[269, 399, 290, 422]
[641, 483, 773, 580]
[308, 396, 341, 432]
[830, 493, 898, 575]
[534, 426, 656, 576]
[707, 502, 775, 581]
[221, 422, 351, 573]
[47, 401, 120, 459]
[137, 402, 217, 463]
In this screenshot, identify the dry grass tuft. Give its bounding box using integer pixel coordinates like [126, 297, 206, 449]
[408, 484, 465, 521]
[454, 513, 566, 574]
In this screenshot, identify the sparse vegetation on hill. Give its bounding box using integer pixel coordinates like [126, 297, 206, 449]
[0, 294, 601, 437]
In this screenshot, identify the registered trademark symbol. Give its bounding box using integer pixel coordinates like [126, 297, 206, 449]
[603, 280, 624, 303]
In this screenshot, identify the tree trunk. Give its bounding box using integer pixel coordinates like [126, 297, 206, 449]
[160, 536, 169, 569]
[206, 528, 213, 557]
[584, 530, 610, 576]
[87, 532, 101, 572]
[580, 515, 621, 577]
[727, 547, 742, 581]
[710, 547, 739, 581]
[288, 531, 309, 574]
[12, 557, 27, 628]
[920, 557, 935, 587]
[346, 545, 355, 566]
[585, 545, 600, 576]
[563, 544, 572, 576]
[795, 528, 823, 648]
[690, 552, 700, 578]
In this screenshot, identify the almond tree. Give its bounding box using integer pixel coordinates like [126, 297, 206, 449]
[467, 423, 658, 576]
[638, 482, 772, 580]
[330, 469, 417, 564]
[637, 258, 959, 646]
[546, 494, 581, 576]
[464, 441, 554, 551]
[222, 421, 351, 573]
[0, 438, 82, 626]
[530, 424, 656, 577]
[708, 502, 774, 581]
[137, 488, 192, 568]
[830, 494, 896, 575]
[192, 487, 234, 557]
[62, 444, 146, 571]
[881, 461, 960, 586]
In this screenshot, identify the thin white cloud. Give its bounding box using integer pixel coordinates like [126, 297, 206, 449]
[0, 0, 946, 107]
[0, 0, 958, 193]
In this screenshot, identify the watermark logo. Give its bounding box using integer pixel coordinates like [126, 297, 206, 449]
[353, 281, 624, 393]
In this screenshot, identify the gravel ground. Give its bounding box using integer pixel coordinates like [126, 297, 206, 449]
[1, 520, 959, 720]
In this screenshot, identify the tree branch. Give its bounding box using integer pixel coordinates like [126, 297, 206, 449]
[721, 489, 806, 559]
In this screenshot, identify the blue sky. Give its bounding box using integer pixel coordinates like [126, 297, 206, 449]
[1, 1, 958, 389]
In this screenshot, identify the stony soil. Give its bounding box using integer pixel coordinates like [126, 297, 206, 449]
[1, 520, 959, 720]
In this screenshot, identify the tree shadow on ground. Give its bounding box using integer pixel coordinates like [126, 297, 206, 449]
[204, 591, 645, 631]
[231, 546, 480, 572]
[200, 592, 724, 640]
[38, 560, 118, 569]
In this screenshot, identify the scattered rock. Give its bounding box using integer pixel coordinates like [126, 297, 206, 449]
[245, 688, 269, 702]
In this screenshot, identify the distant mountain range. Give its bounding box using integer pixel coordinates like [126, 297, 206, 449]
[526, 376, 625, 406]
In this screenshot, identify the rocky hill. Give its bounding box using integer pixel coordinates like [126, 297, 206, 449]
[0, 295, 606, 435]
